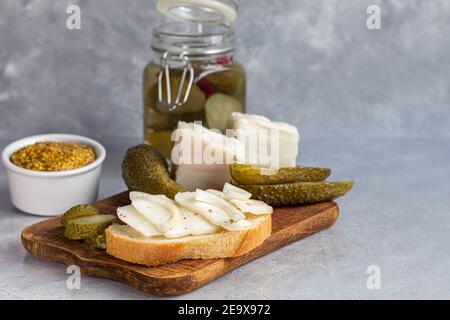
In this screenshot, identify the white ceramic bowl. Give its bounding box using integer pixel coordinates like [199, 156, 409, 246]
[2, 134, 106, 216]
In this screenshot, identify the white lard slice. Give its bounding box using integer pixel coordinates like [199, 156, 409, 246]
[223, 183, 252, 200]
[227, 199, 273, 215]
[173, 121, 245, 190]
[231, 112, 300, 168]
[195, 188, 245, 222]
[165, 206, 218, 238]
[116, 205, 162, 237]
[206, 189, 273, 215]
[175, 192, 251, 231]
[130, 192, 182, 233]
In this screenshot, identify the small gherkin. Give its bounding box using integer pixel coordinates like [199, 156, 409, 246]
[203, 68, 244, 97]
[121, 144, 185, 199]
[60, 204, 98, 227]
[64, 215, 115, 240]
[234, 181, 354, 207]
[84, 233, 107, 250]
[231, 164, 331, 185]
[147, 75, 206, 115]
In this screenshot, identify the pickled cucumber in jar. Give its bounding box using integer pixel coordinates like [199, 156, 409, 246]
[143, 59, 246, 158]
[144, 1, 246, 159]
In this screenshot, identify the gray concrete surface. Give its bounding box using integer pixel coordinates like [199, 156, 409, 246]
[0, 137, 449, 299]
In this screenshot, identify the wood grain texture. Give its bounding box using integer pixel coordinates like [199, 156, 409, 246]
[21, 192, 339, 297]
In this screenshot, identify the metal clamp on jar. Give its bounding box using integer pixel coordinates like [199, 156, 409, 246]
[143, 0, 246, 158]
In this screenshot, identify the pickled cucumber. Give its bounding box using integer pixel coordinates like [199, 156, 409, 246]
[144, 108, 175, 131]
[146, 75, 206, 115]
[60, 204, 98, 227]
[203, 67, 245, 97]
[143, 61, 246, 143]
[235, 181, 354, 206]
[205, 94, 244, 132]
[122, 144, 185, 199]
[64, 215, 115, 240]
[84, 233, 107, 250]
[231, 164, 331, 185]
[146, 130, 173, 159]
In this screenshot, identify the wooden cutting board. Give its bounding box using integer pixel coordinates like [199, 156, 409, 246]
[21, 192, 339, 297]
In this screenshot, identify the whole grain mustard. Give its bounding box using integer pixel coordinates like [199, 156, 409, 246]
[10, 141, 96, 172]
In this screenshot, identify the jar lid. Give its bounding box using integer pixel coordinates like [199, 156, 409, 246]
[156, 0, 237, 24]
[152, 22, 235, 56]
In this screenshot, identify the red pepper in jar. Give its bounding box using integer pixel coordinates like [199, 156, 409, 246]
[197, 78, 216, 97]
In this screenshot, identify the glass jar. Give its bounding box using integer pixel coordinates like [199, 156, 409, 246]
[143, 0, 246, 158]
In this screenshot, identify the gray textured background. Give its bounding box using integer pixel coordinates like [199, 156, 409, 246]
[1, 0, 450, 142]
[1, 1, 450, 300]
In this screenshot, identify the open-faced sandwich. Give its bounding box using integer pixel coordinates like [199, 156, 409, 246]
[106, 184, 272, 266]
[59, 113, 353, 267]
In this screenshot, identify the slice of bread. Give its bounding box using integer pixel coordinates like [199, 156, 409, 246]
[105, 214, 272, 267]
